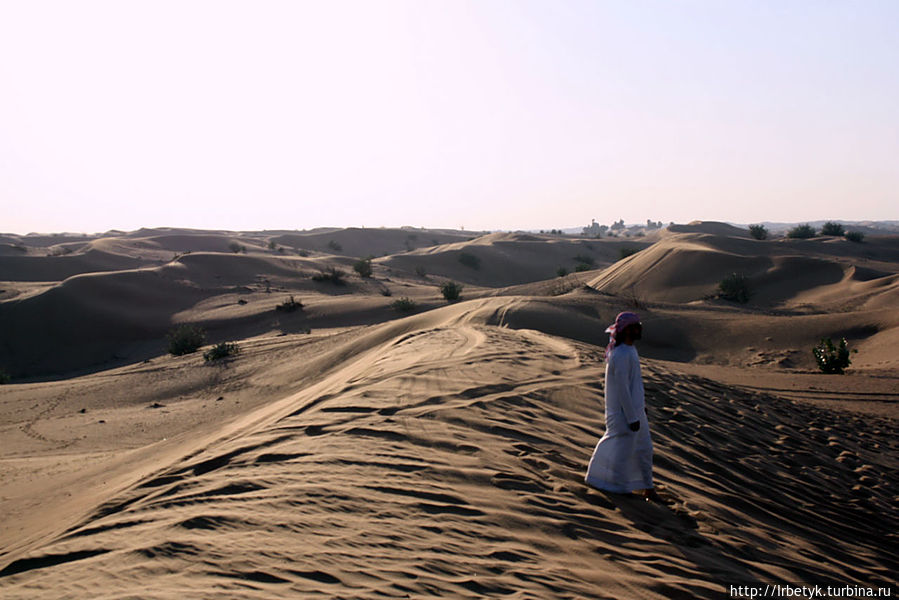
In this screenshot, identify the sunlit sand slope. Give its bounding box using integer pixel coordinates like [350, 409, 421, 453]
[1, 310, 894, 599]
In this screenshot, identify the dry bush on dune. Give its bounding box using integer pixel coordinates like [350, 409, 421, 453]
[275, 296, 304, 312]
[167, 325, 206, 356]
[440, 281, 463, 302]
[813, 338, 854, 374]
[820, 222, 845, 236]
[390, 297, 417, 313]
[749, 224, 768, 240]
[0, 369, 10, 384]
[845, 231, 865, 243]
[718, 272, 752, 303]
[203, 342, 241, 362]
[353, 258, 373, 278]
[787, 224, 816, 239]
[312, 267, 346, 285]
[458, 252, 481, 270]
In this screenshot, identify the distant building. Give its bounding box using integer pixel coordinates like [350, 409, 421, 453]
[583, 219, 607, 237]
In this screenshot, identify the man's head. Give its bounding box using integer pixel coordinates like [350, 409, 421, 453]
[605, 311, 642, 349]
[618, 322, 642, 344]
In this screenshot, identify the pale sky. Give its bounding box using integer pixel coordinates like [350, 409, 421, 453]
[1, 1, 897, 234]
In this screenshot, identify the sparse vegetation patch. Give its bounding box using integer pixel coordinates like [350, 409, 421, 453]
[204, 342, 241, 362]
[391, 297, 417, 313]
[312, 267, 346, 285]
[353, 258, 373, 278]
[458, 252, 481, 270]
[619, 247, 639, 260]
[0, 369, 10, 384]
[845, 231, 865, 243]
[787, 224, 816, 239]
[440, 281, 463, 302]
[167, 324, 206, 356]
[718, 272, 751, 303]
[276, 295, 304, 312]
[820, 222, 845, 236]
[813, 337, 853, 374]
[749, 224, 768, 240]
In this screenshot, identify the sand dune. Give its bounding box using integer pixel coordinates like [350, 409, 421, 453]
[1, 302, 895, 598]
[1, 226, 897, 598]
[381, 232, 652, 287]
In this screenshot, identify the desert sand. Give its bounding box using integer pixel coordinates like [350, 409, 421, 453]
[0, 223, 896, 598]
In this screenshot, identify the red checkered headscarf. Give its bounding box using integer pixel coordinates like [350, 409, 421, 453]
[605, 311, 641, 358]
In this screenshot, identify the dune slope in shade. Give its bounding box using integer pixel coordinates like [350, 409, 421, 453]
[1, 324, 894, 599]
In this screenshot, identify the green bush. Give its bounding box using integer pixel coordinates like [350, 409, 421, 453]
[813, 337, 852, 374]
[458, 252, 481, 270]
[749, 224, 768, 240]
[0, 369, 10, 384]
[391, 297, 417, 312]
[380, 287, 392, 297]
[268, 240, 277, 250]
[820, 221, 845, 236]
[275, 295, 303, 312]
[718, 273, 751, 303]
[573, 254, 594, 266]
[440, 281, 463, 302]
[575, 263, 592, 272]
[167, 324, 206, 356]
[312, 267, 346, 285]
[353, 258, 373, 278]
[204, 342, 240, 362]
[556, 266, 568, 277]
[619, 247, 639, 260]
[845, 231, 865, 243]
[229, 242, 246, 253]
[327, 240, 343, 253]
[787, 224, 816, 239]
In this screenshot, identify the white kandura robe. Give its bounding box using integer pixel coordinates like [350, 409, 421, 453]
[585, 344, 654, 493]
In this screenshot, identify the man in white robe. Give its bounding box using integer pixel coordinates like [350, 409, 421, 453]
[585, 311, 661, 502]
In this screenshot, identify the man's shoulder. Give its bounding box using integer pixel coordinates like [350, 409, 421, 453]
[609, 345, 636, 363]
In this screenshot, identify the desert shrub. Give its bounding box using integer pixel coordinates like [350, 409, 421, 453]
[275, 295, 303, 312]
[813, 337, 852, 374]
[167, 324, 206, 356]
[458, 252, 481, 270]
[619, 247, 639, 260]
[575, 263, 592, 272]
[297, 249, 309, 257]
[353, 258, 373, 278]
[749, 224, 768, 240]
[845, 231, 865, 243]
[573, 254, 594, 266]
[557, 267, 568, 277]
[718, 272, 751, 303]
[787, 224, 816, 239]
[820, 221, 845, 236]
[268, 240, 277, 250]
[440, 281, 463, 302]
[312, 267, 345, 285]
[0, 369, 10, 384]
[228, 242, 246, 253]
[204, 342, 240, 362]
[327, 240, 343, 253]
[415, 265, 428, 278]
[391, 297, 417, 312]
[380, 287, 392, 297]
